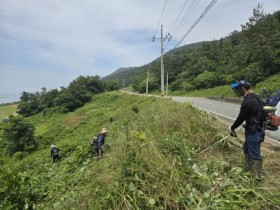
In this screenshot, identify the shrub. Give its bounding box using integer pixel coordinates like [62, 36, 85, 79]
[13, 151, 29, 160]
[2, 116, 36, 156]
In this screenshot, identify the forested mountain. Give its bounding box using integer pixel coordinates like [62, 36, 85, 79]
[103, 42, 206, 88]
[104, 5, 280, 93]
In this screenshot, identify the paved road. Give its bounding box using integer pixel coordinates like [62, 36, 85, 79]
[171, 96, 280, 141]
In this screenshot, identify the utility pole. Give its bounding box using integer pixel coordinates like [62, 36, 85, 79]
[152, 25, 171, 94]
[123, 78, 125, 88]
[146, 69, 149, 95]
[166, 72, 168, 96]
[160, 25, 164, 94]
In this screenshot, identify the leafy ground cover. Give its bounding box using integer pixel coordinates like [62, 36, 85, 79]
[0, 91, 279, 209]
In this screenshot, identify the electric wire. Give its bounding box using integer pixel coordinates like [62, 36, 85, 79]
[161, 0, 173, 28]
[164, 0, 200, 53]
[168, 0, 191, 34]
[153, 0, 168, 37]
[172, 0, 201, 38]
[174, 0, 217, 48]
[165, 0, 200, 53]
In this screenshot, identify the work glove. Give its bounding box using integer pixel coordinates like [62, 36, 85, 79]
[229, 127, 237, 137]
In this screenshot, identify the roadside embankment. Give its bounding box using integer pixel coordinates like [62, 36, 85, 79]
[207, 96, 242, 104]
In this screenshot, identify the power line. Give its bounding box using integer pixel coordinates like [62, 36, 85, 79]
[168, 0, 191, 34]
[172, 0, 200, 38]
[151, 0, 201, 59]
[161, 0, 173, 27]
[174, 0, 217, 49]
[153, 0, 168, 37]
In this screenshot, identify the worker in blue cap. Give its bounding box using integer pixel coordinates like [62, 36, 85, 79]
[230, 80, 265, 180]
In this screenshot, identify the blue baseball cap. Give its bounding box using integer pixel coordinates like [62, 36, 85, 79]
[231, 80, 250, 89]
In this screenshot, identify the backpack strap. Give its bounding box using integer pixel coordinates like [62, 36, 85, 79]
[250, 93, 266, 130]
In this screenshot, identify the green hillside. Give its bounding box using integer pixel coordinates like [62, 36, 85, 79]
[168, 73, 280, 98]
[1, 92, 280, 209]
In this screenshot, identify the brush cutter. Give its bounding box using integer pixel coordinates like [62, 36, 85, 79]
[195, 126, 243, 157]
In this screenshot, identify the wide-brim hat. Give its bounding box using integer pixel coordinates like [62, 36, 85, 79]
[50, 145, 56, 148]
[101, 128, 108, 133]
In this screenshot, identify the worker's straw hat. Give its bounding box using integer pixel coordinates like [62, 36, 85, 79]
[101, 128, 108, 133]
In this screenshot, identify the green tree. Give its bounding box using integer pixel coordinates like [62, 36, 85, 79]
[239, 4, 280, 83]
[194, 71, 224, 89]
[3, 116, 36, 156]
[54, 88, 82, 112]
[17, 91, 40, 117]
[38, 88, 59, 110]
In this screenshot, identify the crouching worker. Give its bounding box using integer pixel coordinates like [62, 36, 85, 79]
[50, 145, 60, 163]
[95, 128, 108, 160]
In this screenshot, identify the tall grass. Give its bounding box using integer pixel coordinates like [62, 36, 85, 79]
[1, 92, 279, 209]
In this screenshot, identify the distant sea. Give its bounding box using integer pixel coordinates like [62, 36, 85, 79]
[0, 93, 21, 104]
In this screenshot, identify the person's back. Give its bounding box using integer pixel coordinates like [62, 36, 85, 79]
[95, 128, 108, 160]
[50, 145, 60, 162]
[95, 134, 105, 153]
[241, 93, 264, 132]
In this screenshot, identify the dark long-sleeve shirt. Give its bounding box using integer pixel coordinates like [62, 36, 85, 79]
[95, 133, 105, 150]
[51, 147, 60, 157]
[231, 93, 263, 132]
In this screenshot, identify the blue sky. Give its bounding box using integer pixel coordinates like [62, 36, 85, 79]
[0, 0, 279, 103]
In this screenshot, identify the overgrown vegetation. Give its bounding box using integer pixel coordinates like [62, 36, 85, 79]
[1, 92, 279, 209]
[2, 115, 37, 156]
[159, 73, 278, 100]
